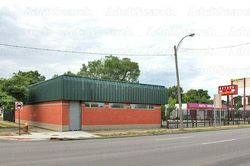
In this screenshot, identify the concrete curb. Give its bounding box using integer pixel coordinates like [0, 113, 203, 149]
[0, 136, 51, 141]
[50, 137, 92, 141]
[0, 131, 100, 141]
[92, 125, 250, 139]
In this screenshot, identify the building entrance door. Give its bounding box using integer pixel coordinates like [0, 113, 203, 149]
[69, 101, 81, 131]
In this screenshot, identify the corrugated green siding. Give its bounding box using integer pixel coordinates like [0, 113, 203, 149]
[28, 75, 167, 105]
[28, 76, 63, 103]
[62, 76, 91, 101]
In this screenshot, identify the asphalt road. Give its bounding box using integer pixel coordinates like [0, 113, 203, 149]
[1, 128, 250, 166]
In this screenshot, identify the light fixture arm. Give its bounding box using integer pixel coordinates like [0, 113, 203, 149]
[176, 33, 195, 51]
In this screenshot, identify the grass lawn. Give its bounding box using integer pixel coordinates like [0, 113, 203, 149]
[0, 119, 53, 136]
[91, 124, 250, 138]
[0, 120, 18, 128]
[0, 120, 21, 136]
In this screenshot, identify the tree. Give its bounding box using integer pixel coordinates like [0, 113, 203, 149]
[52, 74, 59, 78]
[0, 89, 16, 110]
[166, 86, 184, 102]
[161, 105, 166, 121]
[0, 78, 16, 108]
[2, 70, 46, 102]
[52, 71, 75, 79]
[184, 89, 211, 104]
[233, 96, 242, 118]
[77, 55, 140, 82]
[64, 71, 76, 76]
[0, 78, 5, 90]
[0, 78, 16, 117]
[166, 97, 177, 119]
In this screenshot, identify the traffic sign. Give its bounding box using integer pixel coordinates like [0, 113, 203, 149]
[15, 102, 23, 110]
[15, 101, 23, 136]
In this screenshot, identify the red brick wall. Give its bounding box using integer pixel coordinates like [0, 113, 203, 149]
[16, 101, 161, 128]
[15, 101, 69, 125]
[82, 104, 161, 125]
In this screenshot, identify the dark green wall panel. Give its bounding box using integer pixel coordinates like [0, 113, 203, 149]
[28, 75, 167, 105]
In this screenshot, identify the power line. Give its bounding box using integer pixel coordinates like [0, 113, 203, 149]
[182, 42, 250, 50]
[1, 41, 250, 56]
[0, 43, 172, 57]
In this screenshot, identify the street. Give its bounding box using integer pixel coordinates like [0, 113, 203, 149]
[1, 128, 250, 166]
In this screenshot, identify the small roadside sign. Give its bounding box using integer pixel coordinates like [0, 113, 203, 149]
[15, 102, 23, 110]
[15, 101, 23, 136]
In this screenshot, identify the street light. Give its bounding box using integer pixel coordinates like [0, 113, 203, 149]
[174, 33, 195, 130]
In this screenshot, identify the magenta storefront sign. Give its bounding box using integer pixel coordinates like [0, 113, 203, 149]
[187, 103, 227, 109]
[187, 103, 214, 109]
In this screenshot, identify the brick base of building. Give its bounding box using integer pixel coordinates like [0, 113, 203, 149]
[16, 100, 162, 131]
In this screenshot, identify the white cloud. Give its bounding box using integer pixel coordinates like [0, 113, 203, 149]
[1, 0, 250, 97]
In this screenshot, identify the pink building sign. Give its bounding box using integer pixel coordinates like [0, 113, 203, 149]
[187, 103, 227, 110]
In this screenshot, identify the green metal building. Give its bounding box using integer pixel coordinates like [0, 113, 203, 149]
[18, 75, 167, 131]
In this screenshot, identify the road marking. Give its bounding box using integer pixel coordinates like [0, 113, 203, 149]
[202, 139, 236, 145]
[156, 136, 193, 141]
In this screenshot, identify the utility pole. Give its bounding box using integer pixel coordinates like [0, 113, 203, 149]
[174, 33, 195, 130]
[174, 46, 183, 129]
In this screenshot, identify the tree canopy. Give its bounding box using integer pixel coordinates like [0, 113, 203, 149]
[1, 70, 46, 103]
[77, 55, 140, 83]
[166, 97, 177, 118]
[233, 96, 242, 110]
[0, 89, 15, 107]
[166, 86, 184, 102]
[184, 89, 212, 104]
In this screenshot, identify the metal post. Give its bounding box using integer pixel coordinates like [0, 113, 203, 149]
[18, 108, 21, 136]
[174, 46, 183, 130]
[176, 108, 179, 129]
[219, 109, 221, 126]
[211, 110, 213, 126]
[214, 109, 216, 127]
[231, 80, 234, 124]
[204, 110, 206, 127]
[227, 95, 230, 125]
[166, 109, 169, 129]
[195, 110, 198, 127]
[244, 78, 246, 123]
[223, 110, 226, 126]
[173, 33, 195, 130]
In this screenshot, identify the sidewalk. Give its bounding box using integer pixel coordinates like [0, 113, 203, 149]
[0, 131, 99, 141]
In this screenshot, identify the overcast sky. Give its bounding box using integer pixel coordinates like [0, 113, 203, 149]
[1, 0, 250, 97]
